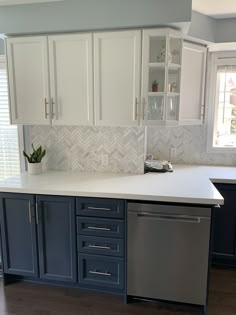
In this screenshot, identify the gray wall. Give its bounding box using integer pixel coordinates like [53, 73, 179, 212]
[215, 18, 236, 43]
[0, 0, 192, 35]
[0, 38, 4, 54]
[188, 11, 216, 42]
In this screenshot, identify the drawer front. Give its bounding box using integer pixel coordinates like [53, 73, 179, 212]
[78, 254, 124, 290]
[76, 197, 125, 218]
[77, 235, 124, 257]
[77, 217, 124, 238]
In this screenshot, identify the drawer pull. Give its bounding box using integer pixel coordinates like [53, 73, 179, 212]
[88, 244, 111, 250]
[87, 226, 111, 231]
[87, 206, 111, 211]
[89, 270, 111, 277]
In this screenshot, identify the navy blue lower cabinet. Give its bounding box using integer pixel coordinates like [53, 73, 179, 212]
[212, 184, 236, 266]
[0, 193, 38, 277]
[78, 254, 124, 291]
[36, 195, 77, 282]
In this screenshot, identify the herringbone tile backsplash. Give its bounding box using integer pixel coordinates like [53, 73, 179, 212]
[30, 124, 236, 175]
[30, 126, 145, 174]
[147, 125, 236, 166]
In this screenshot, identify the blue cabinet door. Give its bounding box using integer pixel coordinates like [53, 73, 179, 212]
[36, 195, 77, 282]
[0, 193, 38, 277]
[212, 184, 236, 266]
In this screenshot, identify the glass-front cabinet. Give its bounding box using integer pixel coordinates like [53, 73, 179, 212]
[141, 28, 182, 125]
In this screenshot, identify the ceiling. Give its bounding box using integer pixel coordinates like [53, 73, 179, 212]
[192, 0, 236, 19]
[0, 0, 63, 5]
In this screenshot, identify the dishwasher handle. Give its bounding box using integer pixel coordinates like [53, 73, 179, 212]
[135, 212, 205, 223]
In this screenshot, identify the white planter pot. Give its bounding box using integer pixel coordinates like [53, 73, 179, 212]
[28, 162, 42, 175]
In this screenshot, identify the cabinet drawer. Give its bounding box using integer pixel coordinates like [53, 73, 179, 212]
[76, 197, 125, 218]
[77, 235, 124, 257]
[78, 254, 124, 290]
[77, 217, 124, 238]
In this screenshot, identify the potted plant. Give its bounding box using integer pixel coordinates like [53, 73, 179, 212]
[152, 80, 158, 92]
[23, 144, 46, 175]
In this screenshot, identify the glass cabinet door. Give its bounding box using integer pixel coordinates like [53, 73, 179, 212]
[142, 29, 182, 126]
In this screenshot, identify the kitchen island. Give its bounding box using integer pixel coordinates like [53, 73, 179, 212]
[0, 165, 236, 314]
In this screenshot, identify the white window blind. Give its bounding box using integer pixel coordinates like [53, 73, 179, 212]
[0, 56, 21, 180]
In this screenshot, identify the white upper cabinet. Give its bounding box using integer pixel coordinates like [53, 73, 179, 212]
[7, 34, 93, 125]
[7, 37, 50, 125]
[179, 41, 207, 125]
[94, 30, 141, 126]
[48, 34, 93, 125]
[141, 29, 183, 126]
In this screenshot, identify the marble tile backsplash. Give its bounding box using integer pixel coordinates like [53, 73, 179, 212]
[30, 123, 236, 176]
[147, 125, 236, 166]
[30, 126, 145, 174]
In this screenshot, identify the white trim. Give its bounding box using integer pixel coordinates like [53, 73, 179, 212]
[207, 51, 236, 153]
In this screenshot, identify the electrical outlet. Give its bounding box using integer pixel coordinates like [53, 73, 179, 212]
[101, 154, 109, 166]
[170, 147, 176, 159]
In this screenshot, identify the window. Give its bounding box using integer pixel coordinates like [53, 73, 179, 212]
[208, 52, 236, 151]
[0, 56, 22, 180]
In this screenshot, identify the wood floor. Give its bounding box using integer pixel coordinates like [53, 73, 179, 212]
[0, 267, 235, 315]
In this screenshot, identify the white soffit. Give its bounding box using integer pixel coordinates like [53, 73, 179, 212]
[0, 0, 63, 5]
[192, 0, 236, 19]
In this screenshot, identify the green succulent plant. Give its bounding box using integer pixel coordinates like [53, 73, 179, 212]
[23, 144, 46, 163]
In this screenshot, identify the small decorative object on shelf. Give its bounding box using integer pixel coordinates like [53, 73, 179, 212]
[23, 144, 46, 175]
[152, 80, 158, 92]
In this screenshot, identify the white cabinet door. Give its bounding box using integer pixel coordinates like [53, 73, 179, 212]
[7, 37, 50, 125]
[94, 30, 141, 126]
[48, 34, 93, 126]
[179, 41, 207, 125]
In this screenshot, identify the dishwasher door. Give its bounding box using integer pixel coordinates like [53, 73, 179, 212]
[127, 203, 211, 306]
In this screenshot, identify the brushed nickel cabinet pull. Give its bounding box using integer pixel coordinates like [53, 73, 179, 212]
[44, 98, 49, 119]
[28, 201, 32, 224]
[36, 202, 39, 225]
[87, 226, 111, 231]
[142, 97, 146, 120]
[135, 97, 138, 120]
[89, 270, 111, 277]
[51, 97, 56, 118]
[88, 244, 111, 250]
[87, 206, 111, 211]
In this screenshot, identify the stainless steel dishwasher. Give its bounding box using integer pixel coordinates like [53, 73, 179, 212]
[128, 202, 211, 306]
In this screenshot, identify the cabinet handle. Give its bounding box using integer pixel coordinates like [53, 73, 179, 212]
[28, 201, 32, 224]
[51, 97, 56, 118]
[201, 104, 205, 122]
[142, 97, 146, 120]
[87, 226, 111, 231]
[87, 206, 111, 211]
[44, 98, 49, 119]
[88, 244, 111, 250]
[36, 202, 39, 225]
[89, 270, 111, 277]
[135, 97, 138, 120]
[137, 212, 201, 223]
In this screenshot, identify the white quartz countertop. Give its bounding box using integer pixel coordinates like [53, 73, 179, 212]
[0, 165, 236, 205]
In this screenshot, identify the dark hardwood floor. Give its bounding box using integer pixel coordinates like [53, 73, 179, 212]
[0, 267, 235, 315]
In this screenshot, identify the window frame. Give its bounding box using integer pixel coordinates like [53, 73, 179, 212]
[207, 51, 236, 153]
[0, 54, 25, 175]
